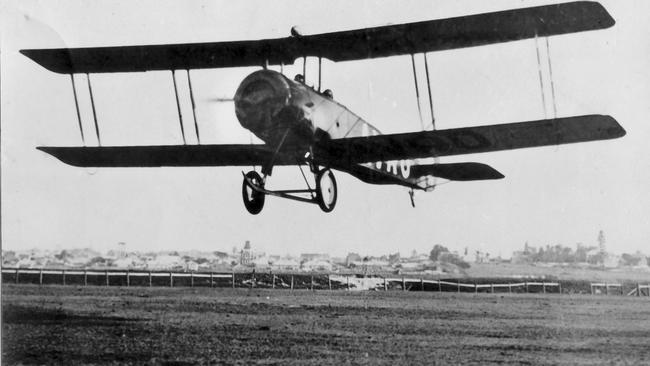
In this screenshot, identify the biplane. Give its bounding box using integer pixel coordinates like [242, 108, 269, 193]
[22, 1, 625, 214]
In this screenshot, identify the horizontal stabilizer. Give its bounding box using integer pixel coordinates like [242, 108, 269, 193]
[322, 115, 625, 164]
[37, 144, 298, 168]
[411, 163, 504, 181]
[21, 2, 614, 73]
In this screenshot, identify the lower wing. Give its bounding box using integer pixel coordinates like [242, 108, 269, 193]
[337, 162, 504, 190]
[320, 115, 625, 164]
[37, 144, 298, 167]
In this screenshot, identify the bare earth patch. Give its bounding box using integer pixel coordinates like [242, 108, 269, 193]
[2, 285, 649, 365]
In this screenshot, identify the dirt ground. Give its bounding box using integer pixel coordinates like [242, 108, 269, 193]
[2, 285, 649, 365]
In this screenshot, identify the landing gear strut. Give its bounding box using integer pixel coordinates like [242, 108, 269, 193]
[241, 167, 338, 214]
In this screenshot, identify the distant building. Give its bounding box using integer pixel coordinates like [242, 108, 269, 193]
[359, 259, 391, 273]
[272, 258, 300, 271]
[603, 254, 621, 269]
[213, 251, 229, 260]
[240, 241, 253, 265]
[511, 251, 529, 264]
[112, 257, 135, 269]
[301, 260, 333, 272]
[251, 256, 271, 270]
[300, 253, 330, 262]
[185, 261, 199, 272]
[345, 253, 361, 267]
[474, 250, 489, 263]
[147, 255, 183, 270]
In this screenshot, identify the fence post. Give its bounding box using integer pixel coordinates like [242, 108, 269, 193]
[190, 272, 194, 288]
[39, 268, 43, 286]
[457, 280, 460, 293]
[328, 274, 332, 291]
[232, 271, 235, 288]
[271, 272, 275, 289]
[149, 272, 152, 287]
[542, 282, 546, 294]
[384, 277, 387, 291]
[402, 277, 406, 291]
[311, 275, 314, 291]
[590, 284, 594, 295]
[558, 283, 562, 294]
[346, 275, 349, 291]
[438, 279, 441, 292]
[62, 270, 66, 286]
[474, 283, 478, 294]
[525, 282, 529, 293]
[170, 272, 173, 287]
[250, 272, 254, 289]
[291, 275, 295, 291]
[84, 270, 88, 286]
[508, 284, 512, 294]
[637, 283, 641, 297]
[126, 271, 130, 287]
[605, 284, 609, 296]
[490, 283, 494, 294]
[421, 278, 424, 292]
[106, 270, 109, 286]
[210, 272, 214, 288]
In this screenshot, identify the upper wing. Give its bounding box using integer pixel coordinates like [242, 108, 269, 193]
[21, 2, 614, 74]
[37, 144, 299, 167]
[319, 115, 625, 164]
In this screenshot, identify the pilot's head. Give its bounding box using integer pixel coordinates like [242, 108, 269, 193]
[294, 74, 305, 83]
[323, 89, 333, 99]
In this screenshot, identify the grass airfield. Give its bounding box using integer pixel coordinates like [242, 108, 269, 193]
[3, 285, 650, 365]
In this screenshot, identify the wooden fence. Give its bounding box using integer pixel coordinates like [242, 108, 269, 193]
[1, 268, 648, 296]
[625, 284, 650, 297]
[388, 277, 560, 294]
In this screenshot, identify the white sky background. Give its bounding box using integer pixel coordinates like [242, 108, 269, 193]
[1, 0, 649, 257]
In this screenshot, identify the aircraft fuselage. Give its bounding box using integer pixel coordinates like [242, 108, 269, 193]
[234, 69, 417, 181]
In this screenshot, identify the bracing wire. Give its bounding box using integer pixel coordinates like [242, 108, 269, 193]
[545, 37, 558, 118]
[534, 33, 548, 119]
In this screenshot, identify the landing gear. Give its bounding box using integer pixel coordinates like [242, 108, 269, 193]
[316, 169, 337, 212]
[241, 167, 338, 214]
[242, 171, 265, 214]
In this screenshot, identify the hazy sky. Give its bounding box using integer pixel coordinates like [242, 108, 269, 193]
[2, 0, 649, 257]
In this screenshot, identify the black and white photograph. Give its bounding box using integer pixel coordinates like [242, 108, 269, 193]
[1, 0, 649, 364]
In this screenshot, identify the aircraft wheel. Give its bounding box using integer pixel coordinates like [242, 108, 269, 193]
[315, 169, 337, 213]
[242, 171, 265, 215]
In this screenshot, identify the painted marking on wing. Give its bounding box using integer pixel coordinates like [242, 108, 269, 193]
[364, 159, 413, 179]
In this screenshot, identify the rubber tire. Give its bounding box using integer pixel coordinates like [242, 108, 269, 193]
[316, 169, 337, 213]
[242, 171, 265, 215]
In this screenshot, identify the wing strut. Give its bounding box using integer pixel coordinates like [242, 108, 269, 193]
[423, 52, 436, 130]
[410, 54, 424, 131]
[186, 70, 201, 144]
[171, 70, 186, 145]
[86, 73, 101, 146]
[534, 33, 548, 119]
[69, 74, 85, 145]
[545, 37, 558, 118]
[534, 33, 559, 119]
